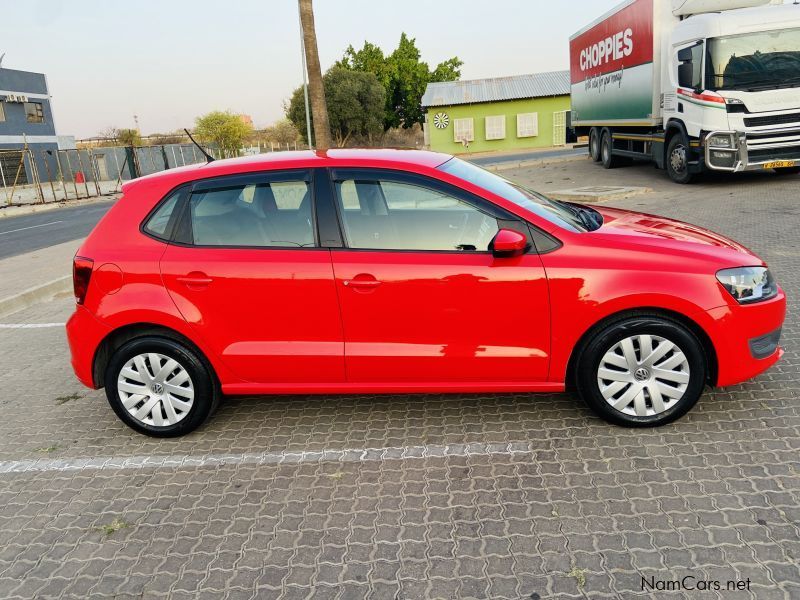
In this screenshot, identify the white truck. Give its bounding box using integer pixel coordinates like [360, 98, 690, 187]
[569, 0, 800, 183]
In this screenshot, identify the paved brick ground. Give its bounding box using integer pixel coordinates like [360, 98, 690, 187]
[0, 159, 798, 599]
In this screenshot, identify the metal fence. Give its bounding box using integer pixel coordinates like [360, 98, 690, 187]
[1, 142, 311, 207]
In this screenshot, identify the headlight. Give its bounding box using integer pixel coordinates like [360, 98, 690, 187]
[716, 267, 778, 304]
[708, 134, 734, 148]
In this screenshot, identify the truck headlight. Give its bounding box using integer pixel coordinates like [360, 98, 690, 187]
[716, 267, 778, 304]
[708, 134, 734, 148]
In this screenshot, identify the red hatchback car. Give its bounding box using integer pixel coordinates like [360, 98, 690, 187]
[67, 150, 785, 436]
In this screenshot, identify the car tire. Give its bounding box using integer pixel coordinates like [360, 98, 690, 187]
[104, 336, 219, 437]
[575, 316, 707, 427]
[600, 130, 621, 169]
[589, 128, 602, 162]
[666, 135, 695, 184]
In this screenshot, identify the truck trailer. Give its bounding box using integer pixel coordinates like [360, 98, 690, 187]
[569, 0, 800, 183]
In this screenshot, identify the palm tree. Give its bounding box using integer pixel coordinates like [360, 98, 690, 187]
[298, 0, 332, 150]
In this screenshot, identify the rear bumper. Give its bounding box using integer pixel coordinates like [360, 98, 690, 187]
[704, 290, 786, 387]
[66, 305, 112, 389]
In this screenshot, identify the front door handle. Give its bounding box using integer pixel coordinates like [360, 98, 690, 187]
[343, 274, 382, 290]
[177, 272, 213, 289]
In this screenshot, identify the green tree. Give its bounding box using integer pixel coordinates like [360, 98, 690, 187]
[264, 119, 301, 147]
[117, 128, 142, 146]
[287, 67, 385, 147]
[193, 111, 253, 157]
[337, 33, 462, 129]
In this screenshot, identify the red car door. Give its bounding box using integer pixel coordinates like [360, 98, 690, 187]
[327, 169, 551, 385]
[160, 170, 344, 385]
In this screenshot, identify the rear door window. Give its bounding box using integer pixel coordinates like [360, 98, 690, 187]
[186, 174, 315, 247]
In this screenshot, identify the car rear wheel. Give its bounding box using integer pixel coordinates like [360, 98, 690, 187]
[589, 128, 601, 162]
[575, 316, 707, 427]
[105, 336, 219, 437]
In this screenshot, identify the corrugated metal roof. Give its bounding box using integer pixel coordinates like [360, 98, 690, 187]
[421, 70, 570, 108]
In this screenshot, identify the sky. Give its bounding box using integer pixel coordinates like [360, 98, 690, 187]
[3, 0, 627, 138]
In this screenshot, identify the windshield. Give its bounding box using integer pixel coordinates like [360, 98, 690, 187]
[437, 157, 589, 232]
[707, 27, 800, 92]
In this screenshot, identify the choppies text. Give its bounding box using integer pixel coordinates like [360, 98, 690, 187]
[580, 28, 634, 71]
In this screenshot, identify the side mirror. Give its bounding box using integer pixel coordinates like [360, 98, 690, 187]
[677, 47, 694, 63]
[678, 62, 695, 89]
[490, 228, 529, 258]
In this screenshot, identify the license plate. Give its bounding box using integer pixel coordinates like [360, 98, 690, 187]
[763, 160, 796, 169]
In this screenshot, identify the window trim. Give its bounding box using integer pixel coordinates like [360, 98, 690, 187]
[517, 113, 539, 138]
[327, 167, 528, 255]
[0, 102, 5, 123]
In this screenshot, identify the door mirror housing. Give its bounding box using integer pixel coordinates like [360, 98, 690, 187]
[677, 47, 694, 63]
[490, 228, 529, 258]
[678, 62, 695, 89]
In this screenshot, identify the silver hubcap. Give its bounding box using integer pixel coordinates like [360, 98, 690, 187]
[117, 353, 194, 427]
[670, 145, 687, 173]
[597, 334, 690, 417]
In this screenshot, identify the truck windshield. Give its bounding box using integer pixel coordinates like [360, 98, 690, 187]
[437, 157, 589, 232]
[707, 27, 800, 92]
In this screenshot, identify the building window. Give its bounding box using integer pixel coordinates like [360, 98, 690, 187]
[484, 115, 506, 141]
[25, 102, 44, 123]
[517, 113, 539, 138]
[0, 102, 5, 122]
[453, 118, 474, 143]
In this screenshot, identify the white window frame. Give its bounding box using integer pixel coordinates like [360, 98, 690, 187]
[517, 112, 539, 138]
[453, 118, 474, 143]
[484, 115, 506, 141]
[0, 102, 5, 122]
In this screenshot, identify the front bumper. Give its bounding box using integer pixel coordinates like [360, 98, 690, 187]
[705, 128, 800, 172]
[66, 305, 112, 389]
[702, 289, 786, 387]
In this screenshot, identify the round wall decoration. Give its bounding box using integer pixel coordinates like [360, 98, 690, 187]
[433, 112, 450, 129]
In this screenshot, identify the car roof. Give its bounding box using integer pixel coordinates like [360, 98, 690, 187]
[124, 148, 454, 192]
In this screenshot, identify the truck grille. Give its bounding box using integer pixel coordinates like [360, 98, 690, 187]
[744, 113, 800, 127]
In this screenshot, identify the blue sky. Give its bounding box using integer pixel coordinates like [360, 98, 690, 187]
[4, 0, 625, 137]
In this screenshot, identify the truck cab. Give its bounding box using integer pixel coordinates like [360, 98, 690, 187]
[666, 4, 800, 175]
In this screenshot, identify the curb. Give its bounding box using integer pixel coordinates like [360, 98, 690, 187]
[484, 154, 587, 173]
[0, 276, 71, 319]
[0, 195, 118, 219]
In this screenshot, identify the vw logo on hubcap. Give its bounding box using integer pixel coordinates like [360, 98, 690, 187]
[151, 382, 164, 395]
[634, 367, 650, 382]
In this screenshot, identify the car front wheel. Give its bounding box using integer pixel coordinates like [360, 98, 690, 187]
[575, 316, 707, 427]
[105, 336, 219, 437]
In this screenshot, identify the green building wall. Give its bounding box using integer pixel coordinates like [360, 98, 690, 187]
[425, 95, 571, 155]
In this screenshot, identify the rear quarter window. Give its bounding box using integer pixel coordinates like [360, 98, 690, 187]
[142, 189, 181, 239]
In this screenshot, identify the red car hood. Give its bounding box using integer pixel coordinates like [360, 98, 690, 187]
[589, 205, 761, 264]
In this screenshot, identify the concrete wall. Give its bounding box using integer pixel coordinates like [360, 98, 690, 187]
[425, 95, 571, 155]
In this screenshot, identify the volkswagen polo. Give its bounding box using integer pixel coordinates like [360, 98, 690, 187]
[66, 150, 785, 436]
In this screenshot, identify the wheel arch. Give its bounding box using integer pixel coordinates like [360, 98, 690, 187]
[92, 322, 219, 389]
[564, 307, 718, 391]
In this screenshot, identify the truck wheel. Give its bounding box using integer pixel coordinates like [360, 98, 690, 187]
[589, 128, 601, 162]
[666, 135, 694, 184]
[601, 130, 621, 169]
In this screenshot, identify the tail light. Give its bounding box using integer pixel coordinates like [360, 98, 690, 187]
[73, 256, 94, 304]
